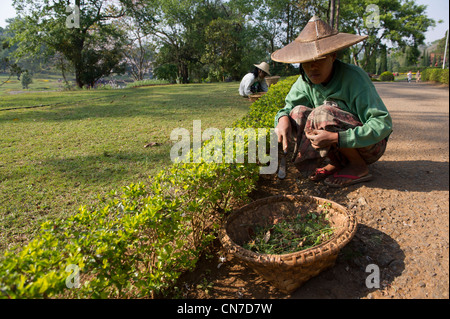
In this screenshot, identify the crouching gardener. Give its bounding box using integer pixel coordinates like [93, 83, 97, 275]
[239, 62, 271, 97]
[272, 16, 393, 187]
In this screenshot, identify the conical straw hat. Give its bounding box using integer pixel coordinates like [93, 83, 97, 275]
[271, 16, 368, 64]
[254, 62, 271, 75]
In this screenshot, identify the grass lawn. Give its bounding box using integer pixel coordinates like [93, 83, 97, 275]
[0, 81, 251, 253]
[0, 73, 66, 93]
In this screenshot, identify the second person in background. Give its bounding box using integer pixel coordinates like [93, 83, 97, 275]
[239, 62, 271, 98]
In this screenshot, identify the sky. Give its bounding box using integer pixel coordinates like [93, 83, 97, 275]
[0, 0, 448, 44]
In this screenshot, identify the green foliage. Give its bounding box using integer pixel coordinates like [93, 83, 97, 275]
[429, 69, 442, 82]
[421, 68, 449, 84]
[339, 0, 435, 71]
[153, 63, 178, 84]
[236, 75, 299, 129]
[20, 71, 32, 89]
[379, 71, 394, 82]
[0, 161, 258, 298]
[0, 74, 298, 299]
[440, 69, 449, 84]
[0, 78, 306, 299]
[202, 17, 245, 81]
[9, 1, 129, 88]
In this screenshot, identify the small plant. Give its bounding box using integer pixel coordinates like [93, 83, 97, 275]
[379, 71, 394, 82]
[243, 203, 334, 255]
[21, 71, 33, 89]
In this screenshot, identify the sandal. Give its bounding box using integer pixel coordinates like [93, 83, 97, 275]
[324, 173, 373, 188]
[309, 167, 336, 182]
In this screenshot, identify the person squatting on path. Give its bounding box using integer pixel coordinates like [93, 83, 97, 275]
[239, 62, 271, 97]
[272, 16, 393, 188]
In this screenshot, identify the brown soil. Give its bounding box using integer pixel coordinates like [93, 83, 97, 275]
[179, 81, 449, 299]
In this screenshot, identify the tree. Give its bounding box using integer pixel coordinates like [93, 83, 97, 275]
[135, 0, 206, 83]
[256, 0, 327, 48]
[117, 16, 156, 81]
[10, 0, 131, 88]
[405, 45, 420, 66]
[21, 70, 32, 89]
[201, 10, 266, 81]
[421, 49, 428, 67]
[137, 0, 268, 83]
[328, 0, 341, 30]
[339, 0, 435, 70]
[377, 44, 388, 74]
[435, 31, 450, 65]
[0, 25, 23, 86]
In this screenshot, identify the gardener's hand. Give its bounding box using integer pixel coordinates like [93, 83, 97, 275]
[305, 129, 339, 149]
[275, 116, 291, 153]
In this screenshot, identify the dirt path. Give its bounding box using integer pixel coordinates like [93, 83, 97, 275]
[181, 81, 449, 299]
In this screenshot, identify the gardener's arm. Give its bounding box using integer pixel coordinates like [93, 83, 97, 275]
[275, 116, 291, 152]
[274, 77, 312, 152]
[339, 88, 393, 148]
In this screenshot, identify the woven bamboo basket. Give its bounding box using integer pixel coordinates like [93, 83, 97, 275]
[248, 92, 265, 102]
[265, 75, 280, 87]
[219, 195, 357, 294]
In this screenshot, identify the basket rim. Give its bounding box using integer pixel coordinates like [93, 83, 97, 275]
[219, 194, 357, 264]
[249, 92, 266, 97]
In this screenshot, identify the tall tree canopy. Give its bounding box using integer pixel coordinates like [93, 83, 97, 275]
[338, 0, 435, 70]
[10, 0, 133, 88]
[4, 0, 438, 84]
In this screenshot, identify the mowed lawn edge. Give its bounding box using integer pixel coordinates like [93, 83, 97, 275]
[0, 82, 251, 252]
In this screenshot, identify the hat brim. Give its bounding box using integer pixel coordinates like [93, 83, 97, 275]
[254, 63, 271, 76]
[271, 33, 368, 64]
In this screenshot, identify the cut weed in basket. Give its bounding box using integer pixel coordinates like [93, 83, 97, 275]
[243, 203, 335, 255]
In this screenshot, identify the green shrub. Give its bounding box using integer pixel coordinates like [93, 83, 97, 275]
[429, 69, 442, 82]
[0, 76, 299, 299]
[379, 71, 394, 82]
[153, 64, 177, 84]
[421, 68, 448, 84]
[0, 161, 259, 298]
[236, 75, 299, 129]
[21, 71, 33, 89]
[421, 69, 430, 81]
[440, 69, 449, 84]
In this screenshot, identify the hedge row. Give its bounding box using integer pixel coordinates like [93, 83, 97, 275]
[421, 68, 449, 84]
[0, 76, 298, 299]
[236, 75, 299, 129]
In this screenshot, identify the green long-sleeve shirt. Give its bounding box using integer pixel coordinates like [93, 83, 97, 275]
[275, 60, 393, 149]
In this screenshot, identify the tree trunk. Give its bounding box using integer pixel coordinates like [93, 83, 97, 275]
[329, 0, 335, 29]
[75, 64, 84, 88]
[335, 0, 340, 30]
[179, 62, 189, 83]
